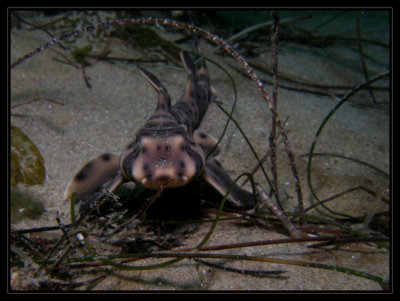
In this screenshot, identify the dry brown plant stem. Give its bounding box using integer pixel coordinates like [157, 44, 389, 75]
[270, 11, 280, 207]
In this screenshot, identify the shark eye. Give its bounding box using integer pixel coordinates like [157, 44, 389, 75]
[141, 146, 147, 154]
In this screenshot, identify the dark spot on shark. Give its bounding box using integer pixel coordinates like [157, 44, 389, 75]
[101, 153, 111, 161]
[75, 162, 93, 182]
[75, 171, 86, 182]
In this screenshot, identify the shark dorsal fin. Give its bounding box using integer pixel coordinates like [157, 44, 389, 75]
[139, 67, 171, 113]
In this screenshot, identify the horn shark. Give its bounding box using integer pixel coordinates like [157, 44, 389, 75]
[64, 47, 255, 211]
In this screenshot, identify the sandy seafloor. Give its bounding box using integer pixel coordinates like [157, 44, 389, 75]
[9, 11, 390, 291]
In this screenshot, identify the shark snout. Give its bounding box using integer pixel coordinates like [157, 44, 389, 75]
[123, 134, 204, 190]
[140, 163, 189, 188]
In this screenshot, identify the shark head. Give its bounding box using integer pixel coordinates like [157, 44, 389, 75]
[120, 67, 205, 189]
[120, 125, 205, 189]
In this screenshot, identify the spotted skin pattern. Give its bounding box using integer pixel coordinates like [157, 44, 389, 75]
[64, 49, 255, 210]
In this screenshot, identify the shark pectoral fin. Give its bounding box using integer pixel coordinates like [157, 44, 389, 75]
[64, 153, 124, 201]
[193, 130, 220, 157]
[202, 159, 255, 210]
